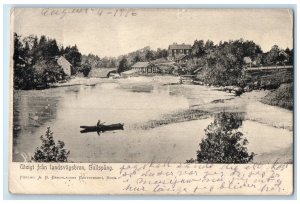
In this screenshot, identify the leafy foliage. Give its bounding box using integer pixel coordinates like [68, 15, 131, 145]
[194, 39, 262, 86]
[31, 127, 70, 162]
[81, 60, 92, 77]
[13, 33, 82, 89]
[64, 45, 82, 74]
[261, 83, 293, 110]
[196, 112, 254, 163]
[145, 50, 156, 61]
[13, 33, 36, 89]
[118, 57, 129, 73]
[191, 39, 293, 87]
[82, 53, 101, 68]
[156, 48, 168, 59]
[33, 59, 65, 86]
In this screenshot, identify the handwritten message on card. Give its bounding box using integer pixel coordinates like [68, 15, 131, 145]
[10, 162, 293, 195]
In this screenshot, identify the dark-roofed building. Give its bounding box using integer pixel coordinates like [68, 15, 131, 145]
[168, 43, 192, 59]
[131, 62, 159, 74]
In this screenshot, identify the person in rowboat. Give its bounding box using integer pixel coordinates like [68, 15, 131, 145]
[97, 120, 105, 126]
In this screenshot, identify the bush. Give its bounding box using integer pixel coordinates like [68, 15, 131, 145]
[81, 61, 92, 77]
[196, 112, 254, 163]
[31, 127, 70, 162]
[261, 83, 293, 110]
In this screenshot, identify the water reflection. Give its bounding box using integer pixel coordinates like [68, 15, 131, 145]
[13, 89, 61, 161]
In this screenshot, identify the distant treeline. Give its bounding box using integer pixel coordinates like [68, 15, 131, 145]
[82, 46, 169, 73]
[14, 32, 293, 90]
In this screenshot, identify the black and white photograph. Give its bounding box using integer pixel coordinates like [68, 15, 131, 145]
[11, 8, 293, 166]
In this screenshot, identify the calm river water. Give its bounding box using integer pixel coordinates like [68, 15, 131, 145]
[13, 76, 293, 163]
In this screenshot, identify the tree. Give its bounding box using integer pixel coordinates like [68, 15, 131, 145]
[204, 40, 215, 53]
[286, 48, 294, 65]
[145, 50, 155, 61]
[196, 112, 254, 163]
[108, 58, 117, 68]
[33, 59, 65, 86]
[241, 40, 262, 59]
[31, 127, 70, 162]
[47, 39, 60, 57]
[196, 39, 265, 86]
[118, 57, 129, 73]
[38, 35, 47, 47]
[192, 40, 205, 57]
[81, 60, 92, 77]
[82, 53, 103, 68]
[13, 33, 25, 69]
[64, 45, 82, 74]
[263, 45, 281, 66]
[156, 48, 168, 59]
[133, 53, 142, 63]
[13, 33, 36, 89]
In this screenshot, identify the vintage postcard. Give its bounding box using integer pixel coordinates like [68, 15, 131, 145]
[9, 8, 294, 195]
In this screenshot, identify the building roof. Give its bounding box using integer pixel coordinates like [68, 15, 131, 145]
[56, 56, 72, 76]
[57, 56, 72, 66]
[279, 51, 288, 57]
[169, 43, 192, 50]
[121, 69, 140, 75]
[132, 62, 150, 68]
[150, 58, 171, 64]
[156, 65, 174, 71]
[158, 62, 175, 66]
[243, 57, 252, 64]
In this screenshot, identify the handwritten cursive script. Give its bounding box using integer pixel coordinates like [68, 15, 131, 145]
[118, 162, 291, 194]
[41, 8, 138, 19]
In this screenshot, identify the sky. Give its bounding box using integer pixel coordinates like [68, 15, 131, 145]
[12, 8, 294, 58]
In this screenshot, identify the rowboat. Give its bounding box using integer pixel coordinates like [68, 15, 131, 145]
[80, 123, 124, 133]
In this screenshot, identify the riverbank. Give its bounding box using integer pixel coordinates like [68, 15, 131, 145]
[261, 83, 293, 110]
[132, 82, 292, 132]
[49, 77, 114, 88]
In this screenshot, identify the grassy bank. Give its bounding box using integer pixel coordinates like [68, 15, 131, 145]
[132, 109, 211, 130]
[260, 83, 293, 110]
